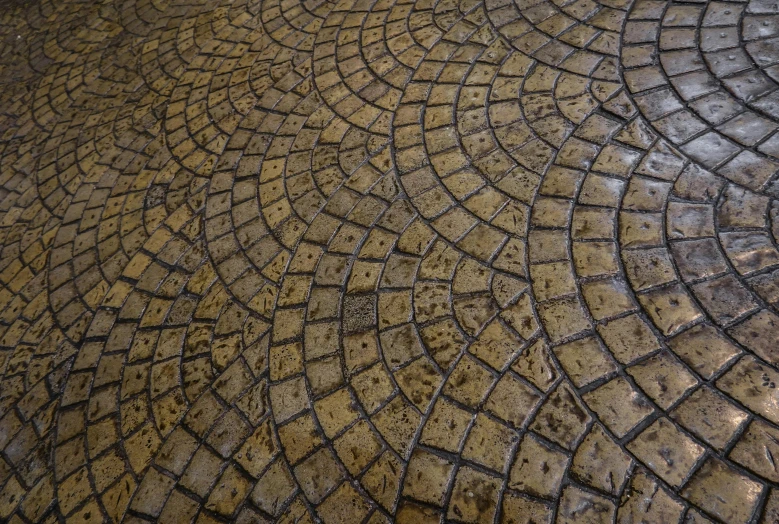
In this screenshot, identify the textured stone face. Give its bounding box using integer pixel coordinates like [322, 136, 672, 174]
[1, 0, 779, 521]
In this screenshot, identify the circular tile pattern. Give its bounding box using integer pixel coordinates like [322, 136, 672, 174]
[3, 0, 779, 522]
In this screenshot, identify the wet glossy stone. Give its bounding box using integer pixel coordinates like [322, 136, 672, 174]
[0, 0, 778, 521]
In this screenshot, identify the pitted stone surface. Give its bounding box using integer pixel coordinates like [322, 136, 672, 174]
[1, 0, 779, 522]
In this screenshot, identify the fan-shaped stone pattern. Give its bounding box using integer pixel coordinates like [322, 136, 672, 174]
[3, 0, 779, 522]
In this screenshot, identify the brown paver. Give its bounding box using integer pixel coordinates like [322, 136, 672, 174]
[0, 0, 779, 521]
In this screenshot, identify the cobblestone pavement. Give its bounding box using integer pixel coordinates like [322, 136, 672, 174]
[3, 0, 779, 522]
